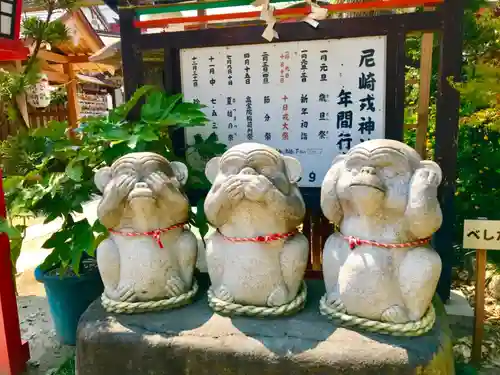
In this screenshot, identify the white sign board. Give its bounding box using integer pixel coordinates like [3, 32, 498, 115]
[180, 36, 387, 187]
[463, 219, 500, 250]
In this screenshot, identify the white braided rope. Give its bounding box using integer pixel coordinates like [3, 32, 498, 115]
[208, 282, 307, 317]
[319, 294, 436, 337]
[101, 279, 199, 314]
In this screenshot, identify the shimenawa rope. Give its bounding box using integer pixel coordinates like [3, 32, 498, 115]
[101, 278, 199, 314]
[208, 281, 307, 317]
[319, 295, 436, 336]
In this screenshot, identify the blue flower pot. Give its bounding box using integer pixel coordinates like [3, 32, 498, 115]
[34, 265, 104, 346]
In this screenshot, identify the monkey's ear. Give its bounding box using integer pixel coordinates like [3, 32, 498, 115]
[419, 160, 443, 185]
[283, 156, 302, 184]
[205, 156, 220, 184]
[170, 161, 189, 186]
[94, 167, 112, 193]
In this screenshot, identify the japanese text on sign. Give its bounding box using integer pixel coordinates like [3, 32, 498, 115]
[463, 220, 500, 251]
[180, 36, 387, 187]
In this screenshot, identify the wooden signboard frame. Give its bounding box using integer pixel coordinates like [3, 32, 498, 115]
[117, 0, 464, 302]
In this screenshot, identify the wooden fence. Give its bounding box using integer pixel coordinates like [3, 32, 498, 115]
[27, 104, 68, 129]
[0, 102, 68, 140]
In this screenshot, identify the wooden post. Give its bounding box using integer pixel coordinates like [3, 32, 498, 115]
[0, 170, 30, 375]
[63, 63, 79, 131]
[472, 248, 487, 366]
[415, 32, 434, 159]
[120, 8, 145, 101]
[433, 0, 465, 302]
[385, 28, 406, 141]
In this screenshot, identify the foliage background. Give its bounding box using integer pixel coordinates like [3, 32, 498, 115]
[404, 1, 499, 269]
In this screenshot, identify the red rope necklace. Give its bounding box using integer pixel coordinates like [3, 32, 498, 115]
[344, 235, 431, 250]
[108, 222, 187, 249]
[218, 229, 298, 243]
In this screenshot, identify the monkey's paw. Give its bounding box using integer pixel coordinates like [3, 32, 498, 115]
[244, 176, 272, 202]
[381, 305, 410, 323]
[106, 284, 137, 302]
[414, 168, 440, 188]
[267, 285, 289, 307]
[214, 285, 234, 302]
[325, 292, 347, 313]
[165, 276, 186, 297]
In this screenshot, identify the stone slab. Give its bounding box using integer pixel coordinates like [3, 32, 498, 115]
[77, 274, 454, 375]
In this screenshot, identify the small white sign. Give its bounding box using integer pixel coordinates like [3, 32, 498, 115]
[463, 219, 500, 250]
[180, 36, 387, 187]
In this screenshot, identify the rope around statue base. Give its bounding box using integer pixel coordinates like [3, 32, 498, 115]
[101, 279, 199, 314]
[208, 282, 307, 317]
[319, 295, 436, 337]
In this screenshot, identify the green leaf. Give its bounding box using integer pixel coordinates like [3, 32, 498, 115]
[71, 248, 82, 276]
[139, 128, 159, 142]
[127, 134, 139, 149]
[39, 250, 62, 273]
[10, 238, 23, 271]
[92, 219, 108, 234]
[110, 85, 156, 122]
[65, 161, 83, 182]
[72, 220, 95, 254]
[32, 121, 68, 140]
[0, 219, 22, 239]
[141, 90, 165, 121]
[42, 230, 71, 250]
[159, 94, 183, 120]
[3, 176, 23, 192]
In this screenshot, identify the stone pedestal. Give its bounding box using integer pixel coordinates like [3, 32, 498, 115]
[76, 275, 455, 375]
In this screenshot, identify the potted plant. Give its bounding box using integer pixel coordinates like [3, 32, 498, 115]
[0, 86, 225, 345]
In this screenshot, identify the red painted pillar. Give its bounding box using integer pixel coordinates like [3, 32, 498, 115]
[0, 169, 30, 375]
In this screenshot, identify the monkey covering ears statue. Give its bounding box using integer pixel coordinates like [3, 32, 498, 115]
[94, 152, 198, 313]
[319, 139, 443, 333]
[204, 143, 309, 316]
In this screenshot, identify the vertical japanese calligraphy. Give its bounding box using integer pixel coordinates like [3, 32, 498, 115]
[244, 53, 251, 85]
[246, 96, 253, 141]
[226, 54, 233, 86]
[262, 52, 270, 85]
[358, 48, 377, 142]
[319, 49, 328, 82]
[300, 49, 308, 83]
[180, 36, 387, 188]
[282, 95, 289, 141]
[280, 51, 290, 84]
[191, 57, 198, 88]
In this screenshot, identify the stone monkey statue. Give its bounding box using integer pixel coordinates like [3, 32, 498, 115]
[95, 152, 197, 303]
[204, 143, 309, 307]
[320, 139, 442, 323]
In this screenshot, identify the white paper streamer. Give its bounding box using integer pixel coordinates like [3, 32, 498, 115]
[302, 0, 328, 28]
[252, 0, 279, 42]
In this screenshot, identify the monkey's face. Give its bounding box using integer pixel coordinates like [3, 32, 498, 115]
[221, 151, 291, 195]
[336, 148, 412, 216]
[113, 155, 176, 208]
[96, 152, 188, 231]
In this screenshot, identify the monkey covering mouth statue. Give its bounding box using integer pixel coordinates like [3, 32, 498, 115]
[320, 139, 443, 324]
[94, 152, 197, 306]
[204, 143, 309, 309]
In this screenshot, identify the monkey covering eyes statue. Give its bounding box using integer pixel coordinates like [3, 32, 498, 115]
[204, 143, 309, 316]
[319, 139, 443, 334]
[94, 152, 198, 313]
